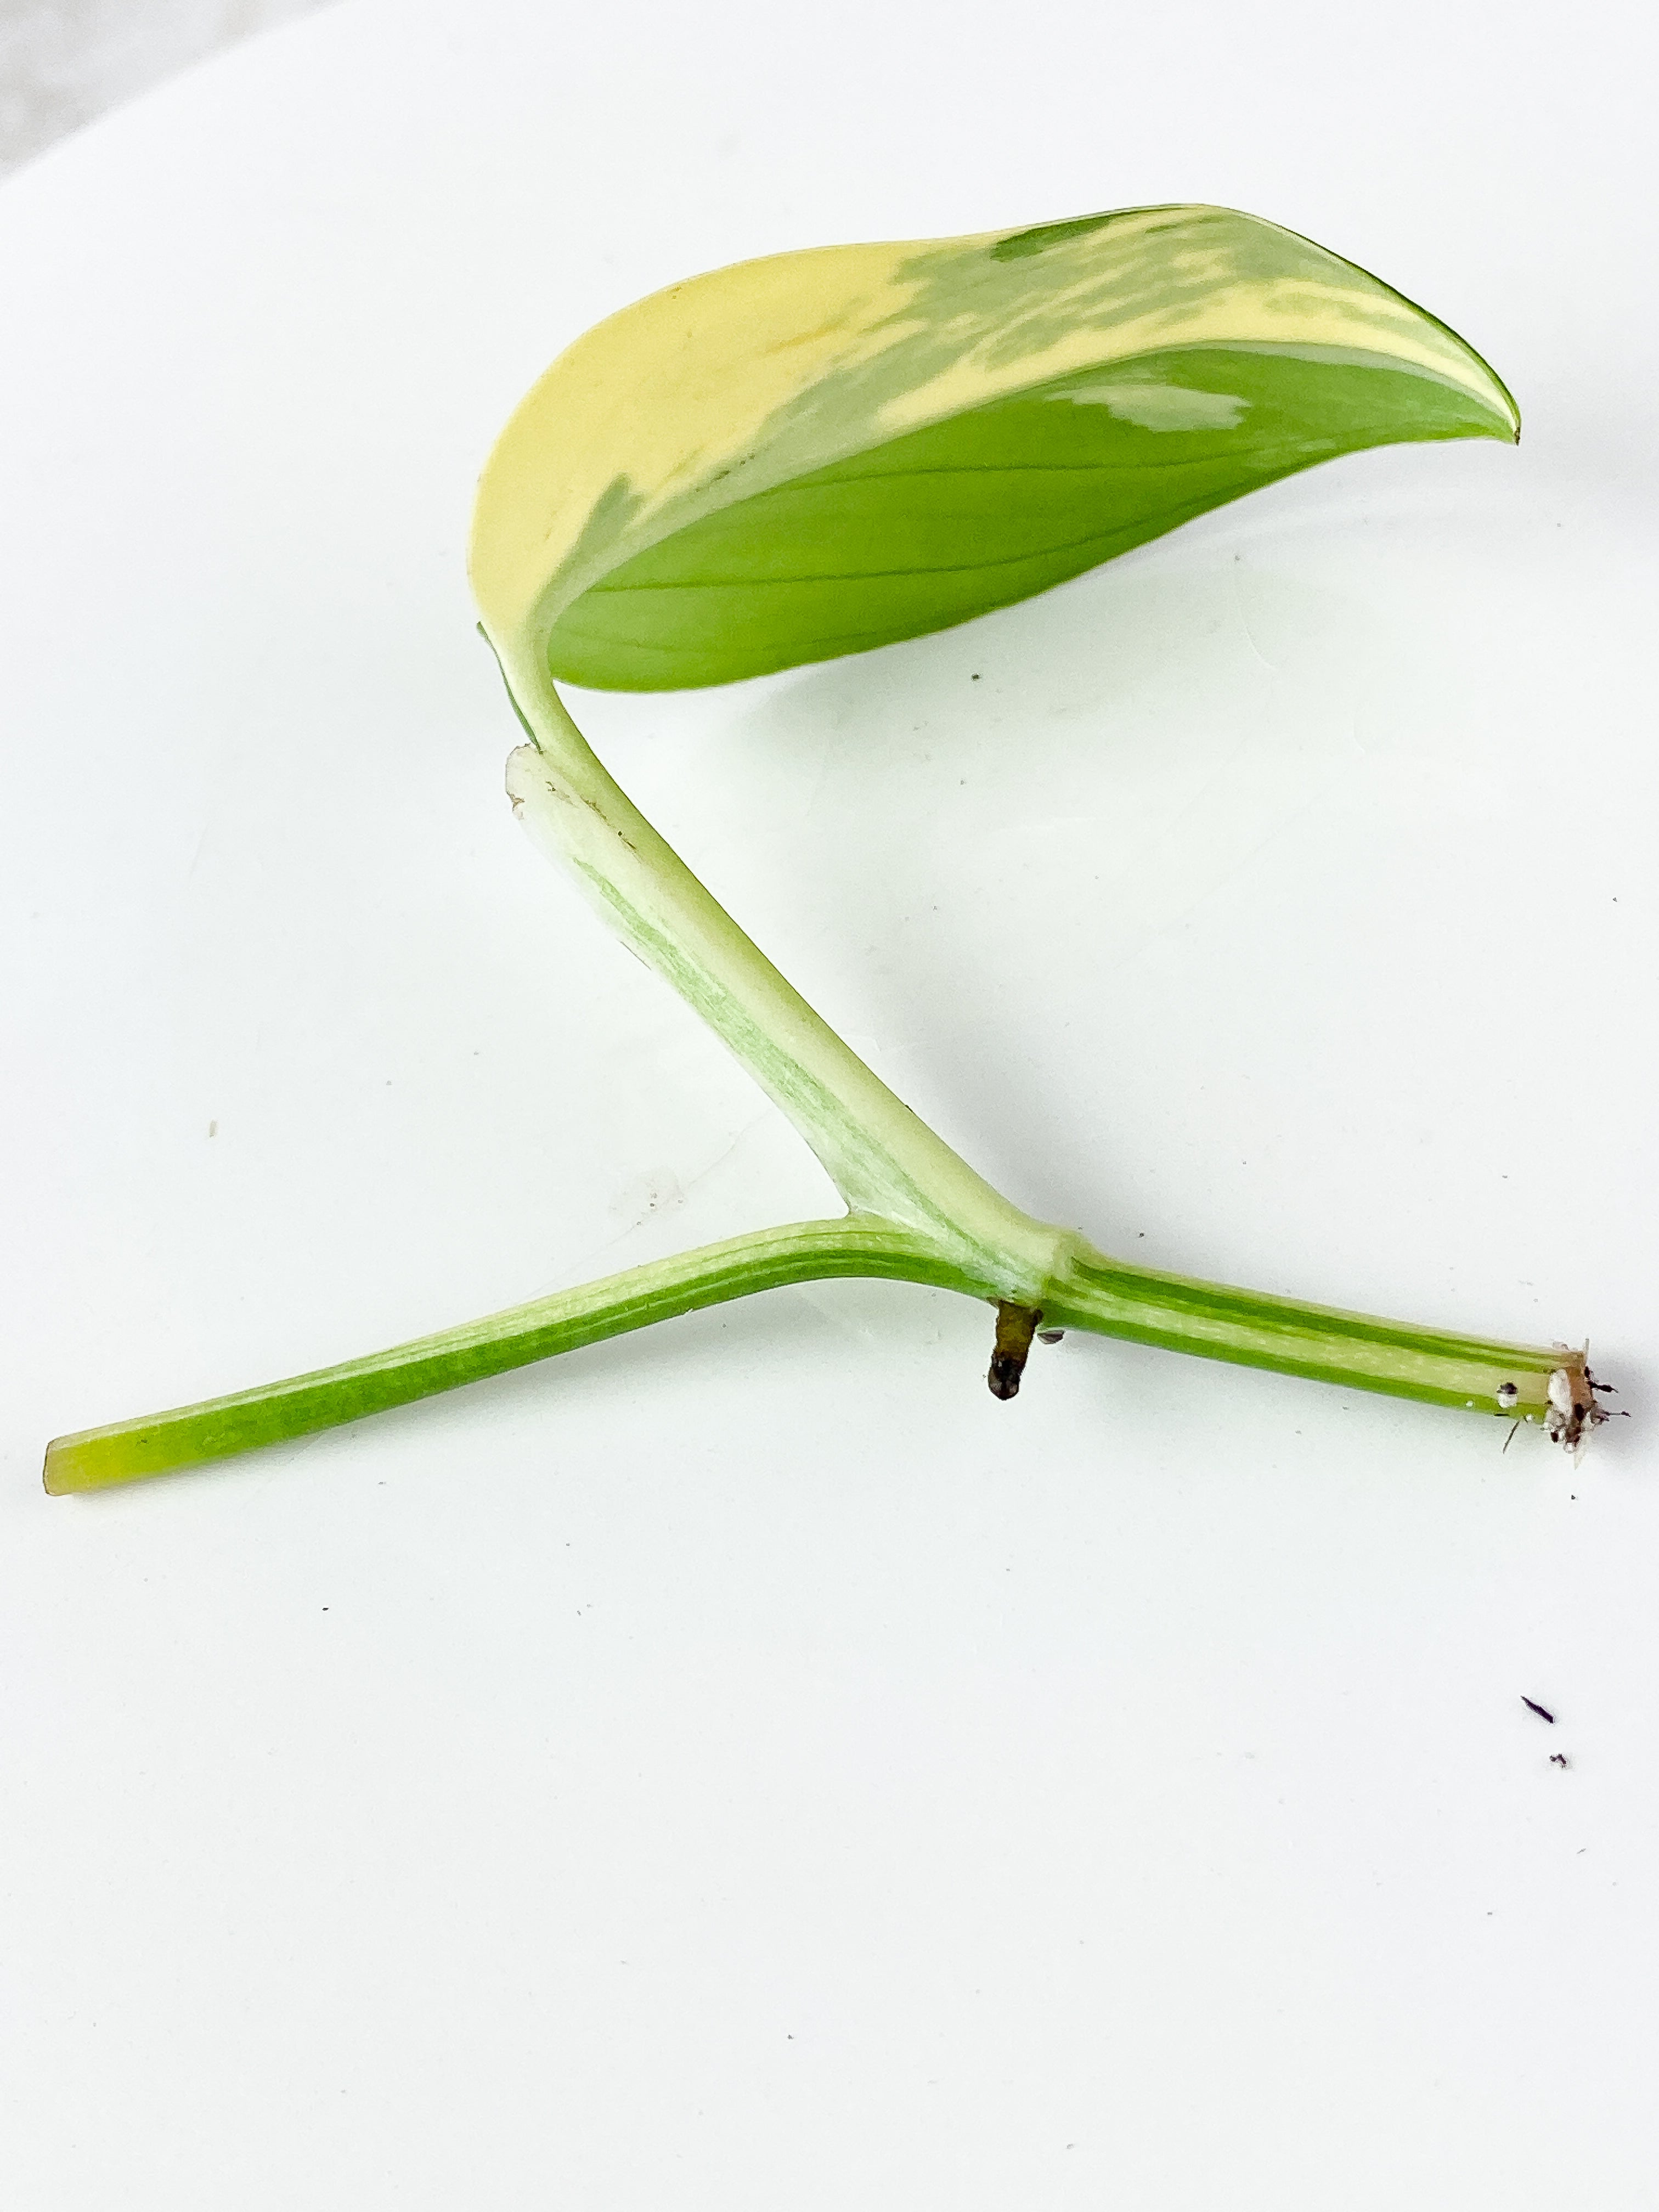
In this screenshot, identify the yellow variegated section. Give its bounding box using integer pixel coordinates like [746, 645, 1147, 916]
[469, 203, 1516, 673]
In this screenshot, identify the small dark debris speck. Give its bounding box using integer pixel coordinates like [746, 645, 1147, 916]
[1522, 1696, 1555, 1724]
[1550, 1752, 1570, 1769]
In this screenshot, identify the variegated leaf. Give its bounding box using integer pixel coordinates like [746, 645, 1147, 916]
[471, 204, 1516, 691]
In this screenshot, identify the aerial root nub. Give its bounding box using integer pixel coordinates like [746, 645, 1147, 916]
[988, 1301, 1042, 1401]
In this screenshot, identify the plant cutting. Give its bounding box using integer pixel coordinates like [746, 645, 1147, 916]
[44, 202, 1611, 1493]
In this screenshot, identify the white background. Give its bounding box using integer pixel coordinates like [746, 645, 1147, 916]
[3, 2, 1656, 2203]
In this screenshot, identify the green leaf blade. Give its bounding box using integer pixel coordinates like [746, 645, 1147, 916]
[548, 344, 1514, 689]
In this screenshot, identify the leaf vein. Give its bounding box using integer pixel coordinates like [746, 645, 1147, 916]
[590, 527, 1164, 592]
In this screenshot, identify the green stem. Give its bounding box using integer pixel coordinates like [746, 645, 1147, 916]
[46, 1214, 1585, 1493]
[1046, 1246, 1582, 1422]
[44, 1217, 980, 1493]
[45, 669, 1601, 1492]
